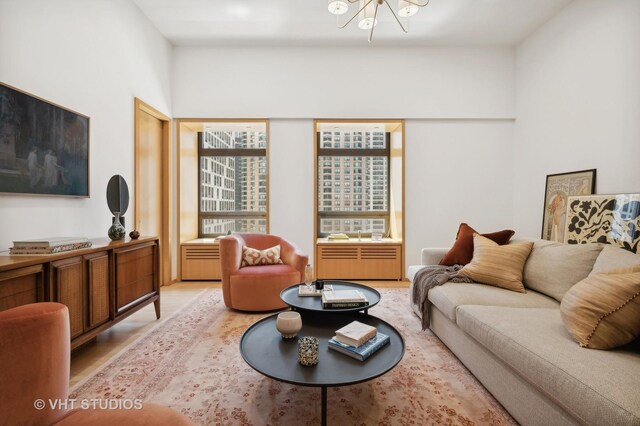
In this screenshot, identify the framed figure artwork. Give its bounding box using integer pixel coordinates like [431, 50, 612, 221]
[0, 82, 89, 197]
[541, 169, 596, 242]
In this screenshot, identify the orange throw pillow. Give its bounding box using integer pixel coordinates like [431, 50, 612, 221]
[439, 223, 515, 266]
[241, 245, 284, 267]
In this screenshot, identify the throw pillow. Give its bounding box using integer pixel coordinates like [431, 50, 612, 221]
[460, 234, 533, 292]
[439, 223, 515, 266]
[241, 245, 284, 267]
[560, 265, 640, 350]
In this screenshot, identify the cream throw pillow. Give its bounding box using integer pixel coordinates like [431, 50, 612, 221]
[460, 234, 533, 293]
[561, 265, 640, 350]
[241, 245, 284, 267]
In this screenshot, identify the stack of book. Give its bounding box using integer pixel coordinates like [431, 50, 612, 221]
[322, 289, 369, 309]
[298, 284, 333, 297]
[10, 237, 92, 255]
[328, 321, 390, 361]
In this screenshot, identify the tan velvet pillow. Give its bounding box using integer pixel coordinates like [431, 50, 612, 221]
[241, 245, 284, 267]
[439, 223, 515, 266]
[561, 265, 640, 349]
[460, 234, 533, 293]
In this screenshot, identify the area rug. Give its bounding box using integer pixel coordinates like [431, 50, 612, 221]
[71, 288, 516, 425]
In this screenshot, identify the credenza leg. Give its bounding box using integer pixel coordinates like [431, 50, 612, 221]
[154, 298, 161, 319]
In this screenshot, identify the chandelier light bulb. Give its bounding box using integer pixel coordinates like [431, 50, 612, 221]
[328, 0, 349, 15]
[358, 0, 378, 30]
[398, 0, 419, 17]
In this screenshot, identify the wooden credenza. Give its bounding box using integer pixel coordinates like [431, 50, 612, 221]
[0, 237, 160, 349]
[316, 238, 403, 280]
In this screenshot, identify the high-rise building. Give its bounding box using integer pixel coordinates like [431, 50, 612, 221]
[318, 130, 388, 234]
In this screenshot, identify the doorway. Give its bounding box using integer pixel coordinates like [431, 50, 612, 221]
[134, 98, 171, 286]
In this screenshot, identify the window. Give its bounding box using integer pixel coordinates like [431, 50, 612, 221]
[316, 127, 389, 236]
[198, 123, 268, 236]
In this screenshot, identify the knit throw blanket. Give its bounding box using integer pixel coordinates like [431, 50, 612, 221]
[412, 265, 473, 330]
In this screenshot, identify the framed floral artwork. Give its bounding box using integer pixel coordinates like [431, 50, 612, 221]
[541, 169, 596, 242]
[564, 194, 640, 253]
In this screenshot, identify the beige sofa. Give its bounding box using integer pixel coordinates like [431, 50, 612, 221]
[407, 240, 640, 426]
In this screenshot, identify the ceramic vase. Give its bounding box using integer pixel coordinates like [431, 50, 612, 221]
[108, 212, 126, 241]
[276, 311, 302, 339]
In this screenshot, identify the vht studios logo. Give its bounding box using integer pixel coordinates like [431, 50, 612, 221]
[34, 399, 143, 410]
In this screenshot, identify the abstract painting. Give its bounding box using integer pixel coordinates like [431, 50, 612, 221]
[564, 194, 640, 253]
[0, 82, 89, 197]
[541, 169, 596, 242]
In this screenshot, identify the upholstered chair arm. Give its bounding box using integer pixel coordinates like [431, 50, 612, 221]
[280, 239, 309, 281]
[421, 248, 450, 265]
[220, 235, 245, 308]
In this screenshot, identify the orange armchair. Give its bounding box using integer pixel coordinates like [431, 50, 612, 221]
[220, 233, 309, 311]
[0, 302, 193, 426]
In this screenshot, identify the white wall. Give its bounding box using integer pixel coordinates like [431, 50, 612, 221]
[173, 46, 517, 271]
[173, 46, 515, 119]
[513, 0, 640, 237]
[269, 119, 315, 264]
[405, 120, 514, 265]
[0, 0, 172, 250]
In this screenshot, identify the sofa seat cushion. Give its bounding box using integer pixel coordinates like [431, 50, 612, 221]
[456, 305, 640, 426]
[428, 282, 558, 322]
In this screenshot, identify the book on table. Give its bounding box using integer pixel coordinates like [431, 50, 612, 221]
[298, 284, 333, 297]
[327, 233, 349, 240]
[12, 237, 91, 249]
[328, 332, 390, 361]
[334, 321, 377, 347]
[322, 289, 369, 309]
[10, 240, 93, 254]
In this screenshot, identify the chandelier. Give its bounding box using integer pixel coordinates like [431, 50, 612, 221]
[328, 0, 430, 42]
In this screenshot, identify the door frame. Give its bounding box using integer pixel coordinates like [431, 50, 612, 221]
[134, 98, 172, 286]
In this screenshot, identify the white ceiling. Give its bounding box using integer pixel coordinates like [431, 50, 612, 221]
[132, 0, 573, 47]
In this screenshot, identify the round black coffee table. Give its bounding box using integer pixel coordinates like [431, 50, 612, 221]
[280, 281, 381, 314]
[240, 312, 404, 426]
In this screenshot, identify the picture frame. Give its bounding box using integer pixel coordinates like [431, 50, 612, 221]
[541, 169, 596, 242]
[0, 82, 90, 197]
[564, 193, 640, 253]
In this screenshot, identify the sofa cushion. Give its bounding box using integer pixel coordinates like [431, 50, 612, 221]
[428, 282, 558, 322]
[456, 305, 640, 426]
[590, 244, 640, 275]
[439, 223, 514, 266]
[459, 235, 533, 292]
[561, 265, 640, 349]
[523, 240, 603, 302]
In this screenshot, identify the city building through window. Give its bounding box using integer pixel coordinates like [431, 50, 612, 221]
[198, 122, 268, 236]
[316, 123, 391, 237]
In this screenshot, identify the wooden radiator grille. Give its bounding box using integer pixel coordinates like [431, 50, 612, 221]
[320, 247, 358, 259]
[360, 247, 399, 259]
[185, 246, 220, 260]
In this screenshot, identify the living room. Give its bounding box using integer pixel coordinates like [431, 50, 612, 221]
[0, 0, 638, 425]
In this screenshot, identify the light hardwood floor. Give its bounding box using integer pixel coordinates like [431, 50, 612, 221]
[70, 280, 409, 387]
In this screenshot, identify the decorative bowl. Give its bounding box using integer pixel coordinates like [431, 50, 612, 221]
[276, 311, 302, 339]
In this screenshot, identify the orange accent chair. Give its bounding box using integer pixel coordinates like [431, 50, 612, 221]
[220, 233, 309, 311]
[0, 302, 193, 426]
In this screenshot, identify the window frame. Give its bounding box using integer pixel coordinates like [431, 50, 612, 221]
[197, 127, 268, 237]
[316, 130, 391, 238]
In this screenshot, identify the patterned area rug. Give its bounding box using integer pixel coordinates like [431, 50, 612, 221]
[71, 288, 516, 425]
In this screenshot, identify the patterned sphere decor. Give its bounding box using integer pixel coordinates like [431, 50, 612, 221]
[298, 336, 319, 366]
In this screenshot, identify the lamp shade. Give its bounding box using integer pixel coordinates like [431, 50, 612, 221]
[358, 0, 378, 30]
[398, 0, 418, 17]
[328, 0, 349, 15]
